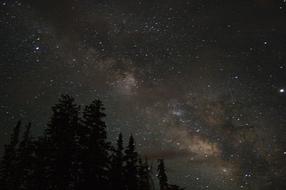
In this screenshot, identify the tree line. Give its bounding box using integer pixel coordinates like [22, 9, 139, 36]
[0, 95, 184, 190]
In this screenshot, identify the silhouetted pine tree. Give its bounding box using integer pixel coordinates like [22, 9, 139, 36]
[138, 158, 152, 190]
[157, 159, 168, 190]
[157, 160, 184, 190]
[0, 96, 185, 190]
[124, 135, 138, 190]
[0, 121, 21, 190]
[78, 99, 111, 190]
[42, 95, 80, 190]
[31, 136, 52, 190]
[16, 123, 34, 190]
[110, 133, 125, 190]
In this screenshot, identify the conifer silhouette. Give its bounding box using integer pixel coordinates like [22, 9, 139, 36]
[79, 99, 111, 190]
[0, 95, 184, 190]
[43, 95, 80, 190]
[157, 159, 168, 190]
[125, 135, 138, 190]
[0, 121, 21, 190]
[16, 123, 34, 190]
[110, 133, 125, 190]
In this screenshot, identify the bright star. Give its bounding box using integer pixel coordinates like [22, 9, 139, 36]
[279, 88, 285, 93]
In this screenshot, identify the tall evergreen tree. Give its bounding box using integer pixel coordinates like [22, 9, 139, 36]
[157, 159, 168, 190]
[43, 95, 80, 190]
[0, 96, 185, 190]
[124, 135, 138, 190]
[110, 133, 125, 190]
[16, 123, 34, 190]
[0, 121, 21, 190]
[31, 136, 51, 190]
[78, 99, 111, 190]
[19, 123, 31, 149]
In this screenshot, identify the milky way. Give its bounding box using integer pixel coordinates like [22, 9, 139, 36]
[1, 0, 286, 189]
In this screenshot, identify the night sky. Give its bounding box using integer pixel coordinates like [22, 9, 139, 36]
[1, 0, 286, 189]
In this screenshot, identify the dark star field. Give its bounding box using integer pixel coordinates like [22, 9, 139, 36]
[1, 0, 286, 189]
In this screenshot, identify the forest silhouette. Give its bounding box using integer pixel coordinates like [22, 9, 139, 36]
[0, 95, 184, 190]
